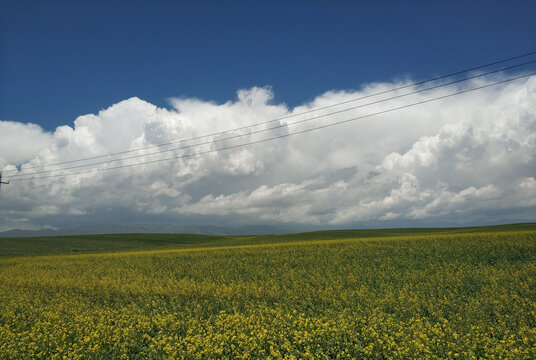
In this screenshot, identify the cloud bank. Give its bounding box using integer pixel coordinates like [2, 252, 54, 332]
[1, 75, 535, 231]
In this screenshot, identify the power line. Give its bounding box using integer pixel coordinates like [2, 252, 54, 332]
[6, 59, 536, 180]
[3, 50, 536, 175]
[8, 71, 535, 182]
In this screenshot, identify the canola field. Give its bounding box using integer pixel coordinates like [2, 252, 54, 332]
[1, 226, 536, 359]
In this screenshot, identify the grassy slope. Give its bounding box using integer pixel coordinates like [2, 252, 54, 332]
[1, 222, 534, 257]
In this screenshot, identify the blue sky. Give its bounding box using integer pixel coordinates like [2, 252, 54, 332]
[1, 1, 536, 232]
[1, 1, 535, 131]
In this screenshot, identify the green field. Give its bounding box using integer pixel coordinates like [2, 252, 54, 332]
[1, 224, 536, 359]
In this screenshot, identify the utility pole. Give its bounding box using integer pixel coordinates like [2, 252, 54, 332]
[0, 171, 9, 188]
[0, 172, 8, 229]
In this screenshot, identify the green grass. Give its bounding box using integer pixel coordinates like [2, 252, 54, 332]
[1, 222, 534, 257]
[0, 233, 225, 257]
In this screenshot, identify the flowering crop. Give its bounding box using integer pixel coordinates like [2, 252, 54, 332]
[1, 230, 535, 359]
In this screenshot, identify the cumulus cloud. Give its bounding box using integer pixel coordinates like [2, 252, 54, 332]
[1, 77, 535, 231]
[0, 121, 52, 167]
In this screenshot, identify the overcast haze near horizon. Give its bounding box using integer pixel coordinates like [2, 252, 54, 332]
[1, 1, 535, 232]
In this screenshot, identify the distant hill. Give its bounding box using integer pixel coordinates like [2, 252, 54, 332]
[2, 222, 534, 239]
[1, 222, 534, 258]
[0, 223, 291, 238]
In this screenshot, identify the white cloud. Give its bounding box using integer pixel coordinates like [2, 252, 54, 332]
[1, 76, 535, 231]
[0, 121, 52, 167]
